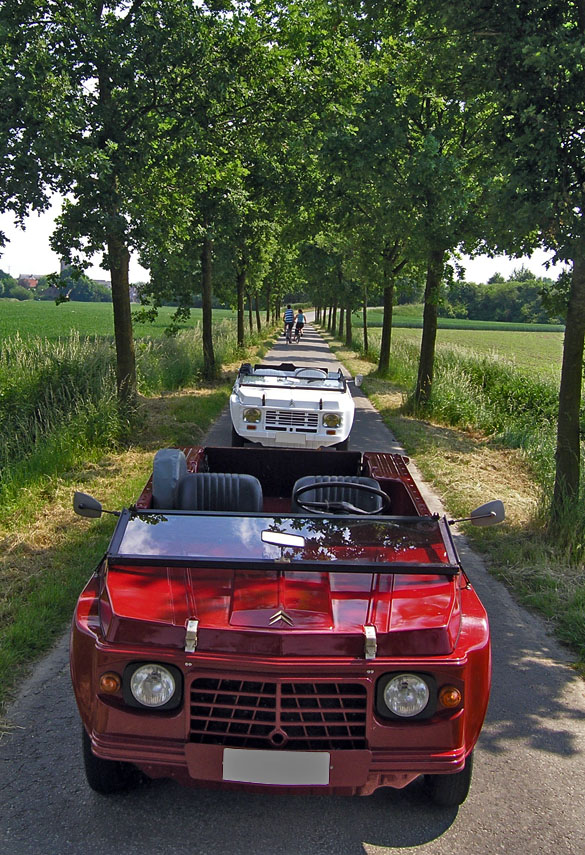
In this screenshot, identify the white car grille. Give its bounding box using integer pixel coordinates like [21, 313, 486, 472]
[265, 410, 319, 431]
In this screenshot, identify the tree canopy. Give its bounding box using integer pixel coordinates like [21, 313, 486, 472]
[2, 0, 585, 516]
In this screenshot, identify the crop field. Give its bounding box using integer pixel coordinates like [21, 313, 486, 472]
[363, 304, 565, 332]
[391, 327, 563, 380]
[347, 306, 564, 380]
[0, 300, 236, 341]
[1, 300, 563, 379]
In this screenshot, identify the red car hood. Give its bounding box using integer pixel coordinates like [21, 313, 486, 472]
[102, 565, 461, 657]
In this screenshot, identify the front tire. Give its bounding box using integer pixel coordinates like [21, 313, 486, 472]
[231, 426, 246, 447]
[82, 727, 142, 794]
[425, 752, 473, 807]
[334, 437, 349, 451]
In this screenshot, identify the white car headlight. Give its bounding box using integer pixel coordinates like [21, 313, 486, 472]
[323, 413, 341, 428]
[382, 673, 430, 717]
[243, 407, 262, 423]
[129, 664, 177, 708]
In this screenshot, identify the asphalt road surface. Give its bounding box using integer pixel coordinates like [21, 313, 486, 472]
[2, 324, 584, 855]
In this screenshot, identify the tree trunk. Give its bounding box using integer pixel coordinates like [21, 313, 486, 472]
[265, 286, 271, 324]
[415, 248, 446, 406]
[552, 242, 585, 517]
[338, 303, 344, 339]
[345, 305, 352, 347]
[363, 288, 368, 354]
[200, 233, 215, 380]
[332, 301, 338, 334]
[247, 291, 253, 333]
[107, 231, 136, 411]
[328, 305, 332, 330]
[255, 294, 262, 332]
[236, 267, 246, 347]
[378, 276, 394, 375]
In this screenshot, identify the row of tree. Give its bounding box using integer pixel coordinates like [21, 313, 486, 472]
[440, 269, 562, 325]
[0, 269, 113, 302]
[1, 1, 584, 522]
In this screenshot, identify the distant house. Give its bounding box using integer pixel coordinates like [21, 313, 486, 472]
[18, 275, 39, 290]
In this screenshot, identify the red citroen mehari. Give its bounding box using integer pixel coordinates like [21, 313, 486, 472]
[71, 445, 502, 806]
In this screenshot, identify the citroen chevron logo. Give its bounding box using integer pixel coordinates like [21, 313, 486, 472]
[269, 609, 294, 627]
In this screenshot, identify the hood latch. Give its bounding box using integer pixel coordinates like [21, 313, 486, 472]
[363, 624, 377, 659]
[185, 618, 199, 653]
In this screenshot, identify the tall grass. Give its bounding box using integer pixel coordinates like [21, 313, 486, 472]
[136, 319, 241, 393]
[0, 334, 122, 506]
[0, 318, 255, 511]
[349, 329, 567, 497]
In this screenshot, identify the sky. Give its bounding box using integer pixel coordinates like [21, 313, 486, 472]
[0, 199, 566, 286]
[0, 200, 149, 283]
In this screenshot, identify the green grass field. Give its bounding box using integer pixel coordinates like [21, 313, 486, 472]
[0, 300, 236, 341]
[345, 306, 563, 380]
[364, 304, 565, 332]
[1, 299, 564, 379]
[391, 327, 564, 380]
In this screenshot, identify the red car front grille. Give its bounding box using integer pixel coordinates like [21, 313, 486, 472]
[189, 678, 368, 750]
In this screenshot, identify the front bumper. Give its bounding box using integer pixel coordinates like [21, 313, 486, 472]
[229, 398, 353, 448]
[233, 428, 347, 449]
[90, 731, 468, 795]
[78, 654, 484, 796]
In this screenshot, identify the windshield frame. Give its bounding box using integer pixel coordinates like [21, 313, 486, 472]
[107, 508, 461, 576]
[237, 374, 348, 392]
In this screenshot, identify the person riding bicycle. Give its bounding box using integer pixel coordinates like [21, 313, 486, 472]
[283, 305, 294, 341]
[294, 308, 305, 339]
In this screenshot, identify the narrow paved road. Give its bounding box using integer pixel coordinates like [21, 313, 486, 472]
[2, 325, 584, 855]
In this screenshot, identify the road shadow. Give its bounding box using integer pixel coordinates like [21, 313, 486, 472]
[455, 538, 585, 760]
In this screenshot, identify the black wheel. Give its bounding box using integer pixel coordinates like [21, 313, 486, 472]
[334, 437, 349, 451]
[82, 727, 142, 794]
[292, 480, 391, 515]
[425, 752, 473, 807]
[231, 426, 246, 447]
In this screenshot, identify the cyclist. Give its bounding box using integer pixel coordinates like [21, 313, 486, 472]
[283, 304, 294, 342]
[294, 308, 305, 341]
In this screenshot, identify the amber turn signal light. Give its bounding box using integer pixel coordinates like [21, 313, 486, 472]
[439, 686, 462, 708]
[99, 672, 121, 694]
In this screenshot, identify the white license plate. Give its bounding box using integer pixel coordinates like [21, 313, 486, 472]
[223, 748, 330, 786]
[274, 432, 306, 445]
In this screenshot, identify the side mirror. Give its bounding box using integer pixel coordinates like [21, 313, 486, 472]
[354, 374, 363, 387]
[470, 500, 505, 527]
[73, 491, 103, 519]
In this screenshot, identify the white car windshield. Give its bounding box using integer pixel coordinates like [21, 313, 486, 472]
[239, 373, 345, 390]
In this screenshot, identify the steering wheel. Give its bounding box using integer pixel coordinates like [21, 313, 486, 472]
[293, 481, 391, 515]
[294, 367, 328, 377]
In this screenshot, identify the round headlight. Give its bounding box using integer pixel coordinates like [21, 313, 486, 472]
[383, 673, 430, 717]
[243, 407, 262, 423]
[323, 413, 341, 428]
[130, 664, 176, 708]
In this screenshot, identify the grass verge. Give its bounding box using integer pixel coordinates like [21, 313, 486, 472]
[317, 327, 585, 673]
[0, 328, 278, 721]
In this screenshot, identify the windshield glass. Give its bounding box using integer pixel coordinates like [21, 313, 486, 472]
[113, 512, 455, 571]
[239, 374, 345, 390]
